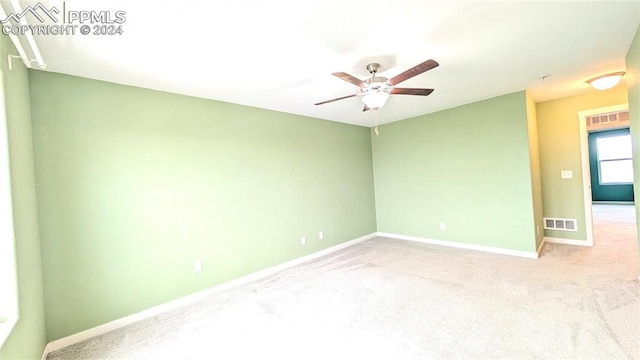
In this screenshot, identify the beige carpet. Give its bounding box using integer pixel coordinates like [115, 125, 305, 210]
[47, 205, 639, 360]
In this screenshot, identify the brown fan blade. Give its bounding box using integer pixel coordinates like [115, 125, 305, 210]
[363, 105, 371, 112]
[390, 88, 434, 96]
[314, 93, 358, 106]
[387, 59, 439, 86]
[332, 72, 365, 88]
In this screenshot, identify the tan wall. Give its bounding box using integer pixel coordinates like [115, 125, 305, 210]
[537, 84, 628, 241]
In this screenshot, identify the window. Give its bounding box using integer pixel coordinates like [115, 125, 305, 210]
[597, 134, 634, 184]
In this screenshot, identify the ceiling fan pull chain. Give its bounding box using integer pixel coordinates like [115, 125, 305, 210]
[374, 110, 379, 136]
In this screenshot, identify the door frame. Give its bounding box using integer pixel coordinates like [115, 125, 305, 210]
[577, 103, 629, 246]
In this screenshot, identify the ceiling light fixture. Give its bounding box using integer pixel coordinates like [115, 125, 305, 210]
[587, 72, 625, 90]
[361, 87, 390, 110]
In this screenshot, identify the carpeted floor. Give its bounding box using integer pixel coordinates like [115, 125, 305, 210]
[47, 205, 639, 360]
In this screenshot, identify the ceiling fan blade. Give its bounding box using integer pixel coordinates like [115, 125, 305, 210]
[387, 59, 439, 86]
[332, 72, 365, 88]
[363, 105, 371, 112]
[391, 88, 434, 96]
[314, 93, 358, 106]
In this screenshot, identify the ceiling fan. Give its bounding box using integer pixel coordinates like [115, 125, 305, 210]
[314, 59, 439, 111]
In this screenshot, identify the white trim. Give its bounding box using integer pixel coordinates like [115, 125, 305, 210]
[41, 342, 54, 360]
[578, 104, 629, 118]
[543, 236, 592, 247]
[577, 103, 628, 247]
[0, 5, 30, 69]
[41, 232, 377, 356]
[9, 0, 47, 68]
[592, 201, 634, 205]
[377, 232, 540, 259]
[537, 237, 547, 256]
[578, 111, 595, 246]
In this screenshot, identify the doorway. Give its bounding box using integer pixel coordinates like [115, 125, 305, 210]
[577, 104, 629, 245]
[588, 127, 634, 203]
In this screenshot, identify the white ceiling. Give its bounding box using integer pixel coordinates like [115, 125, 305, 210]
[13, 0, 640, 126]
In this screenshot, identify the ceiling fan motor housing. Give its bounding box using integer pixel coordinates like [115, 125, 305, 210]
[363, 76, 391, 94]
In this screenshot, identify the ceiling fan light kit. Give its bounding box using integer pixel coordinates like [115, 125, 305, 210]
[359, 63, 391, 110]
[315, 59, 439, 112]
[361, 89, 390, 110]
[587, 71, 625, 90]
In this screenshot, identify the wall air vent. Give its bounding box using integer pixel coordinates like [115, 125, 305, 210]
[543, 217, 577, 232]
[587, 111, 629, 131]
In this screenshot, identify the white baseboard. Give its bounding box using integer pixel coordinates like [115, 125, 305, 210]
[377, 232, 540, 259]
[41, 232, 377, 357]
[41, 342, 54, 360]
[543, 236, 592, 247]
[537, 237, 547, 256]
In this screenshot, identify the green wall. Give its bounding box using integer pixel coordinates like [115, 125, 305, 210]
[626, 24, 640, 259]
[537, 85, 628, 240]
[12, 23, 640, 347]
[28, 71, 377, 341]
[526, 91, 544, 250]
[371, 91, 538, 253]
[0, 36, 47, 359]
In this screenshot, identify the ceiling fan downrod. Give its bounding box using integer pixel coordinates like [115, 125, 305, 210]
[366, 63, 380, 78]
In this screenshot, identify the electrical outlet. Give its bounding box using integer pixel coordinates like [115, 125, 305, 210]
[319, 231, 324, 240]
[301, 236, 306, 245]
[193, 260, 202, 273]
[440, 223, 446, 230]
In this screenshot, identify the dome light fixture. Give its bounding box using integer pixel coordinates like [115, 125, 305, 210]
[587, 72, 625, 90]
[361, 87, 390, 110]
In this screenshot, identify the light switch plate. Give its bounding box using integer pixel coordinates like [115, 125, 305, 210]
[561, 170, 573, 179]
